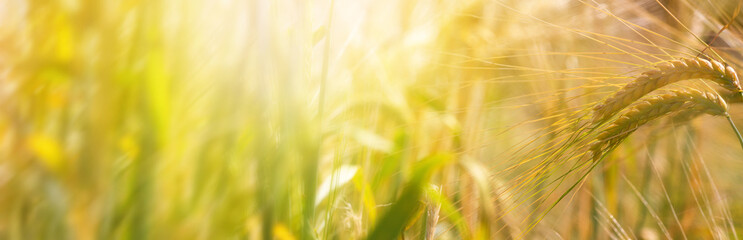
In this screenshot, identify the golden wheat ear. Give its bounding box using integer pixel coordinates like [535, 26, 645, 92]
[592, 58, 741, 124]
[589, 89, 728, 161]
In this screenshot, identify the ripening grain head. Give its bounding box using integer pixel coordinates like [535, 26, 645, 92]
[590, 89, 728, 160]
[592, 58, 741, 124]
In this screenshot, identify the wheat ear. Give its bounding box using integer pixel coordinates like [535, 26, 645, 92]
[592, 58, 741, 123]
[589, 89, 728, 161]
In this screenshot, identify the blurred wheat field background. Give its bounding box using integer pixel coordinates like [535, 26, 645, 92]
[1, 0, 743, 239]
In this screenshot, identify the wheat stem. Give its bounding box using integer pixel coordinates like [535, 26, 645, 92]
[725, 115, 743, 152]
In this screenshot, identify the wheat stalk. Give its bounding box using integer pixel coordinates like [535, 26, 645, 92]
[592, 58, 742, 123]
[589, 89, 728, 161]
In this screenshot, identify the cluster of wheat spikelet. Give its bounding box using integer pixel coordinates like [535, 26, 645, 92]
[589, 58, 741, 160]
[592, 58, 741, 123]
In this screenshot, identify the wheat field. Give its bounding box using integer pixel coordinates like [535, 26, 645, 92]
[1, 0, 743, 239]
